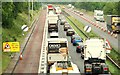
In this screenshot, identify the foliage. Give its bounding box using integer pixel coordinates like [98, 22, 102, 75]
[2, 2, 14, 28]
[73, 2, 119, 15]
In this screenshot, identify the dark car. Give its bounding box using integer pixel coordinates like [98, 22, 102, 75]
[66, 29, 75, 36]
[71, 35, 83, 46]
[76, 42, 84, 53]
[64, 24, 71, 31]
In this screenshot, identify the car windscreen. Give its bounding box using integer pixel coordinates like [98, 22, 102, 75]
[75, 36, 81, 40]
[48, 43, 67, 53]
[50, 36, 58, 38]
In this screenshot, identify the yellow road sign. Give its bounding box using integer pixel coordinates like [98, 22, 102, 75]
[3, 42, 20, 52]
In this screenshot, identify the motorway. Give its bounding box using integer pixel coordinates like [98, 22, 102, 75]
[3, 7, 119, 74]
[47, 15, 84, 74]
[64, 8, 119, 53]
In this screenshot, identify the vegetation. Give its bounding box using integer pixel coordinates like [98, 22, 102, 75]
[2, 2, 41, 73]
[73, 2, 120, 15]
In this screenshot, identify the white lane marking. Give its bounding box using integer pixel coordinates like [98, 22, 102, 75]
[38, 11, 48, 74]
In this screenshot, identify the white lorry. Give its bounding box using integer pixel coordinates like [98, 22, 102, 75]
[47, 14, 59, 32]
[47, 38, 68, 72]
[82, 38, 111, 74]
[94, 10, 104, 22]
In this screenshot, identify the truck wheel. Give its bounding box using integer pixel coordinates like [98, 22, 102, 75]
[66, 33, 68, 36]
[81, 55, 84, 59]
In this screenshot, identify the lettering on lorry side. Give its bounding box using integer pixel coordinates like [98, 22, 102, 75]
[49, 44, 61, 49]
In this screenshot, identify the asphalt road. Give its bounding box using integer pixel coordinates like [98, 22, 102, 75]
[64, 8, 119, 53]
[13, 10, 46, 73]
[47, 15, 84, 74]
[73, 9, 107, 30]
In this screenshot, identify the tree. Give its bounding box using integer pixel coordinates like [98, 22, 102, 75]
[2, 2, 14, 28]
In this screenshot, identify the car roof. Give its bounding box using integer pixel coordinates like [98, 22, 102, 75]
[68, 29, 74, 31]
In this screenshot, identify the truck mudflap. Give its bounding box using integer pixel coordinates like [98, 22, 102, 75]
[101, 63, 109, 74]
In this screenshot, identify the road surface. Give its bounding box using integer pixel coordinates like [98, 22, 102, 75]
[13, 10, 46, 73]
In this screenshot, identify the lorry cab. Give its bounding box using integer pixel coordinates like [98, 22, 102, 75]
[94, 10, 104, 22]
[83, 38, 111, 74]
[106, 15, 120, 33]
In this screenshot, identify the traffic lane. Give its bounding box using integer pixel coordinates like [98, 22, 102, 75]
[73, 9, 107, 30]
[13, 10, 46, 73]
[58, 21, 84, 73]
[64, 9, 119, 52]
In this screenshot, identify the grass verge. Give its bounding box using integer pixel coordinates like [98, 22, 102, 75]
[106, 59, 120, 75]
[2, 9, 41, 73]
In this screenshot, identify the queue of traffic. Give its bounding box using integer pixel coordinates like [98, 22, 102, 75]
[46, 4, 112, 75]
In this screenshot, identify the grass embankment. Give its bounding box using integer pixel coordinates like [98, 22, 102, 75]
[2, 9, 41, 73]
[66, 16, 99, 38]
[65, 15, 120, 75]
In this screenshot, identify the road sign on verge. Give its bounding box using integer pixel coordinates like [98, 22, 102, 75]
[3, 42, 20, 52]
[21, 25, 29, 32]
[84, 26, 91, 33]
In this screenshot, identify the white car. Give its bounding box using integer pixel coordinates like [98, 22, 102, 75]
[50, 32, 58, 38]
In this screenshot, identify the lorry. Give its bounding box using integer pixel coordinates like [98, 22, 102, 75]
[55, 6, 62, 15]
[47, 38, 69, 72]
[47, 4, 54, 14]
[94, 10, 104, 22]
[67, 4, 72, 8]
[81, 38, 111, 74]
[106, 15, 120, 33]
[48, 14, 59, 32]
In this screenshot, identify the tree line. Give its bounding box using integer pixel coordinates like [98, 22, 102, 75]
[72, 2, 120, 15]
[2, 2, 41, 29]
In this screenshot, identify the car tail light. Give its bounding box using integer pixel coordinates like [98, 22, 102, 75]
[104, 67, 108, 71]
[77, 46, 80, 49]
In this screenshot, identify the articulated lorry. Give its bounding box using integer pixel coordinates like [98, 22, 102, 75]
[48, 14, 59, 32]
[82, 38, 111, 74]
[94, 10, 104, 22]
[106, 15, 120, 33]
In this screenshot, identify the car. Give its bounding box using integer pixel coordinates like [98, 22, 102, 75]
[60, 19, 66, 25]
[71, 35, 83, 46]
[76, 42, 84, 53]
[64, 23, 71, 31]
[50, 31, 58, 38]
[66, 29, 75, 36]
[79, 12, 83, 16]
